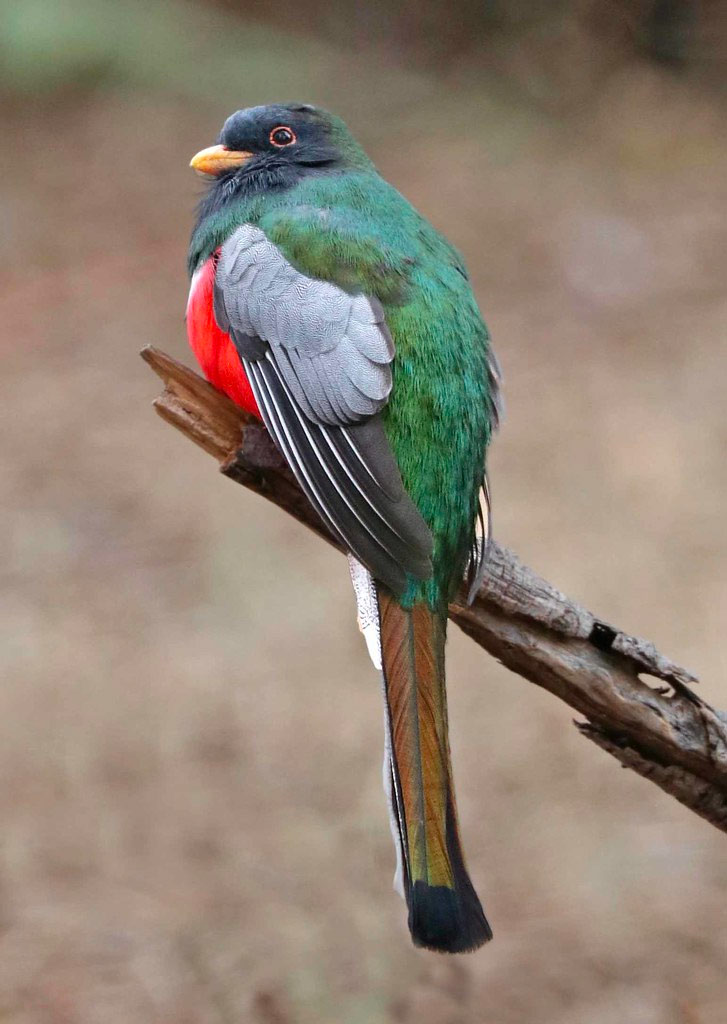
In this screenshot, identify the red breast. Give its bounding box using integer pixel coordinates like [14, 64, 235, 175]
[186, 253, 261, 418]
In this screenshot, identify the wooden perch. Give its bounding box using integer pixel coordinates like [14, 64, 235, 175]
[142, 346, 727, 833]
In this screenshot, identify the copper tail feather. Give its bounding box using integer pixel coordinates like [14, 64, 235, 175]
[377, 589, 492, 953]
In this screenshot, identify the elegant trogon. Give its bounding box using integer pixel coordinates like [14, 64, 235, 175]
[186, 104, 501, 953]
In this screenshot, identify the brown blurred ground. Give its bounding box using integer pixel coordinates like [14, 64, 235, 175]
[2, 3, 727, 1021]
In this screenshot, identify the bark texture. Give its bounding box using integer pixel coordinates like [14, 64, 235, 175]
[141, 346, 727, 833]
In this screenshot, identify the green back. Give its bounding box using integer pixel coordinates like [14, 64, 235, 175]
[190, 170, 495, 609]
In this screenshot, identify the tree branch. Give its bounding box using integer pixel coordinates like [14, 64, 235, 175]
[141, 346, 727, 833]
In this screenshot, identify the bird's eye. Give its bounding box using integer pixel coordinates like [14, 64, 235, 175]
[269, 126, 296, 147]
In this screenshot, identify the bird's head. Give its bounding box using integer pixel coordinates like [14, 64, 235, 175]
[190, 103, 372, 188]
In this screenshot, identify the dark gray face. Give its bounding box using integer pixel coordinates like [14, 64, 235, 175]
[218, 104, 339, 168]
[190, 104, 348, 252]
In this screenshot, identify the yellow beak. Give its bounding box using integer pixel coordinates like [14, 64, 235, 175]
[190, 144, 253, 176]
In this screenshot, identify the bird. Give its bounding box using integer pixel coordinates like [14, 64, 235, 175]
[186, 103, 501, 953]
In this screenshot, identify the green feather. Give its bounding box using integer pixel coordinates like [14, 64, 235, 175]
[190, 144, 494, 610]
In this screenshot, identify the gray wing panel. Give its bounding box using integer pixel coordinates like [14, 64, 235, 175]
[243, 353, 432, 594]
[213, 223, 432, 594]
[215, 224, 394, 427]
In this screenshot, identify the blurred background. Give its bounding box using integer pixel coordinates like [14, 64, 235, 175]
[2, 0, 727, 1020]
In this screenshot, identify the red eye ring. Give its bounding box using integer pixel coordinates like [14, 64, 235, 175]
[270, 126, 296, 147]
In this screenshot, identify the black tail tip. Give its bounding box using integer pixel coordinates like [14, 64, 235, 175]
[408, 880, 493, 954]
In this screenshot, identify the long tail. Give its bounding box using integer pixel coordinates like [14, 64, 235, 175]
[377, 588, 492, 953]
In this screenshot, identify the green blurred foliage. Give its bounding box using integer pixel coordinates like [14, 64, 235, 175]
[1, 0, 721, 105]
[0, 0, 322, 99]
